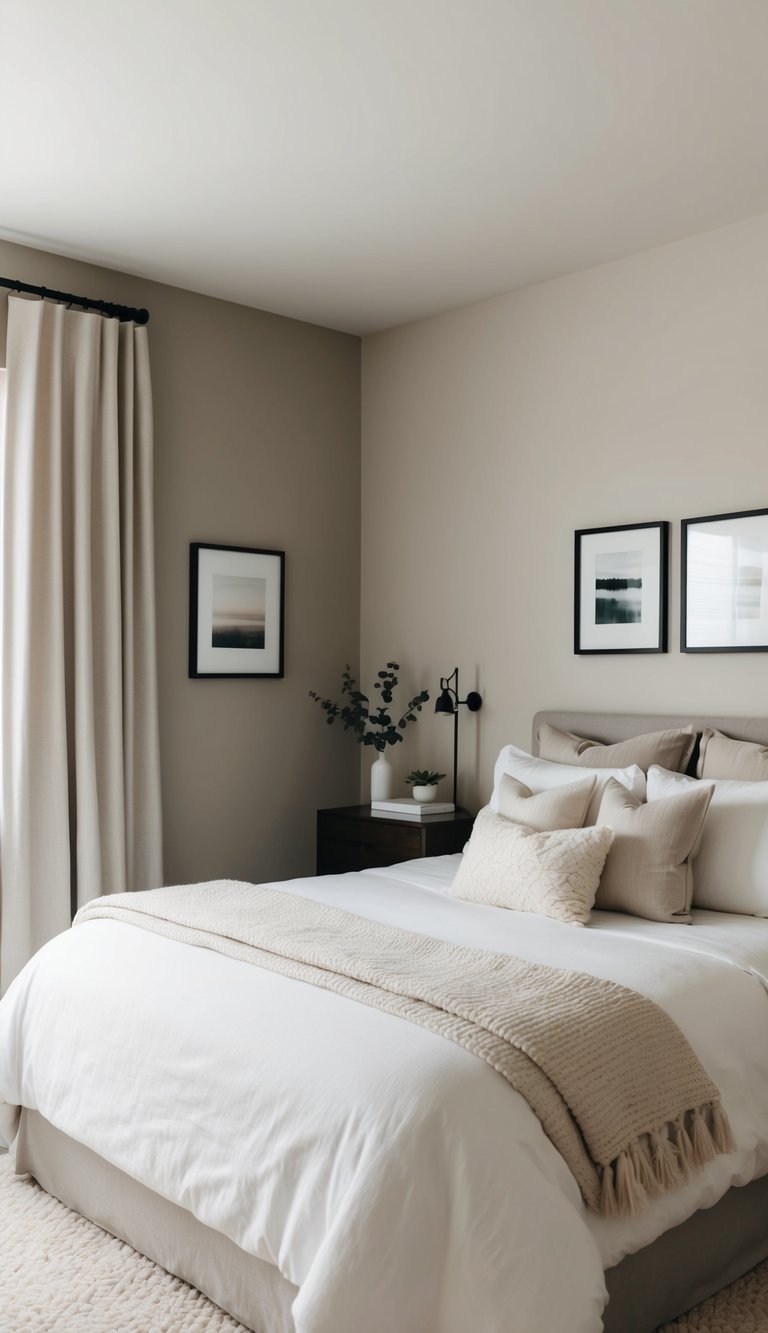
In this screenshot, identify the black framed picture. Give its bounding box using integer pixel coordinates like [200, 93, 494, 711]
[574, 521, 668, 654]
[682, 507, 768, 652]
[189, 543, 285, 678]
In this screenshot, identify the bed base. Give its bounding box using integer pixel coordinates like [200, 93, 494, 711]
[603, 1172, 768, 1331]
[15, 1109, 768, 1332]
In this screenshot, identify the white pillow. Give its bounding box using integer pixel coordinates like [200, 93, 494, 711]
[490, 744, 646, 825]
[647, 765, 768, 916]
[451, 806, 613, 926]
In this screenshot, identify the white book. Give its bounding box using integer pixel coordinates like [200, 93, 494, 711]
[370, 798, 455, 818]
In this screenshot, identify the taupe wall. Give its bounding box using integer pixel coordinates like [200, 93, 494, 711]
[361, 213, 768, 811]
[0, 239, 361, 885]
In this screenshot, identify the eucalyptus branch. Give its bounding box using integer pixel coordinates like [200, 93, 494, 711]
[310, 663, 429, 752]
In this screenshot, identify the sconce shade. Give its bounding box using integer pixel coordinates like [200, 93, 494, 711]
[435, 689, 456, 715]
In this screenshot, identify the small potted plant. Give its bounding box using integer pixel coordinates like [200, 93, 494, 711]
[405, 770, 446, 804]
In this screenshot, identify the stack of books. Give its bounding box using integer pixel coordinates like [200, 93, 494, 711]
[371, 798, 455, 819]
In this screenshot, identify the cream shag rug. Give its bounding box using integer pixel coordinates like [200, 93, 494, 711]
[1, 1153, 768, 1332]
[0, 1155, 248, 1331]
[656, 1265, 768, 1333]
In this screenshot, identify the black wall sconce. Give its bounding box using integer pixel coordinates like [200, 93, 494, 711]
[434, 667, 482, 807]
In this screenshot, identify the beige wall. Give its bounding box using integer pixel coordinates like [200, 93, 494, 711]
[5, 208, 768, 855]
[361, 213, 768, 811]
[0, 239, 361, 885]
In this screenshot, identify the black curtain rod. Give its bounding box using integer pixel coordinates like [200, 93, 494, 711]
[0, 275, 149, 325]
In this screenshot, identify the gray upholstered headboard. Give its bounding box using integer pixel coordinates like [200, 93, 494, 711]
[532, 711, 768, 769]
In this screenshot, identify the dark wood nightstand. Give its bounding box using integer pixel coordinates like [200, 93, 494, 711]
[316, 805, 474, 875]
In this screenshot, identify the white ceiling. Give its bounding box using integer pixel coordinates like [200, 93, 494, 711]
[2, 1, 768, 335]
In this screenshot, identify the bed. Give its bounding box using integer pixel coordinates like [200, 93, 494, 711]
[2, 710, 768, 1333]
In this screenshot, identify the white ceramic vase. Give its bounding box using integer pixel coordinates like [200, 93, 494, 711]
[412, 785, 438, 803]
[370, 752, 393, 802]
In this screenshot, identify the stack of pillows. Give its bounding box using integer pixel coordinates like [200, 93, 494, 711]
[451, 721, 768, 927]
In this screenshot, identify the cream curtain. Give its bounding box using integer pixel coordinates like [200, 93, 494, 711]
[0, 296, 163, 994]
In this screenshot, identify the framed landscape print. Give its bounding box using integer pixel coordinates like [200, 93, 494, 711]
[574, 521, 668, 654]
[189, 543, 285, 678]
[682, 507, 768, 652]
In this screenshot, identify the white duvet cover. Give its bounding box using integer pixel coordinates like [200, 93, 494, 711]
[2, 855, 768, 1333]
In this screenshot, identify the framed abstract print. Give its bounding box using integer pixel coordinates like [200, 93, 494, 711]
[189, 542, 285, 677]
[574, 521, 668, 654]
[682, 507, 768, 652]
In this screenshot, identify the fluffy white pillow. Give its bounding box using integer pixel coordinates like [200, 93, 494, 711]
[451, 806, 613, 925]
[490, 744, 646, 825]
[647, 765, 768, 916]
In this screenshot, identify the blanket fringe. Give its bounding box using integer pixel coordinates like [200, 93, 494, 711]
[599, 1101, 734, 1218]
[711, 1100, 736, 1156]
[614, 1148, 647, 1215]
[600, 1161, 619, 1218]
[675, 1113, 696, 1173]
[651, 1125, 682, 1191]
[628, 1138, 657, 1196]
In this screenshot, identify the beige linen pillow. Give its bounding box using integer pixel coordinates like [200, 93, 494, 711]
[595, 778, 713, 923]
[537, 722, 696, 775]
[497, 773, 596, 832]
[451, 806, 613, 926]
[697, 729, 768, 782]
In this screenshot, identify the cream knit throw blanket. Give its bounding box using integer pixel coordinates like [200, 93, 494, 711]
[75, 881, 734, 1218]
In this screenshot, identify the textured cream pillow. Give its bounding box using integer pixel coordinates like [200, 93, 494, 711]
[595, 778, 713, 923]
[648, 765, 768, 915]
[497, 773, 596, 832]
[697, 729, 768, 781]
[451, 806, 613, 926]
[490, 744, 646, 825]
[538, 722, 696, 775]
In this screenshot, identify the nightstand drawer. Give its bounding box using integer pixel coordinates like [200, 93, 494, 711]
[319, 815, 422, 857]
[316, 805, 474, 876]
